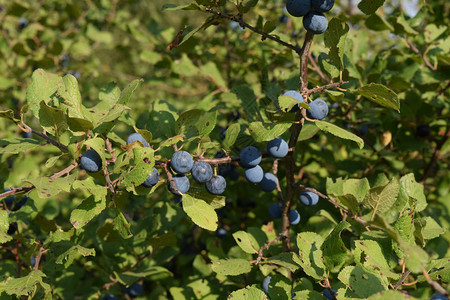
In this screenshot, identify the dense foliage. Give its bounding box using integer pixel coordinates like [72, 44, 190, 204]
[0, 0, 449, 299]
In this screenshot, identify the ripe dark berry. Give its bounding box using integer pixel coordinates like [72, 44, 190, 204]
[239, 146, 262, 168]
[299, 191, 319, 206]
[416, 124, 430, 137]
[191, 161, 213, 183]
[258, 173, 278, 192]
[127, 133, 149, 147]
[267, 137, 289, 158]
[170, 151, 194, 174]
[311, 0, 335, 12]
[168, 175, 190, 195]
[268, 202, 282, 218]
[126, 283, 143, 297]
[142, 167, 159, 188]
[303, 12, 328, 34]
[80, 149, 102, 173]
[289, 209, 301, 225]
[307, 98, 329, 120]
[286, 0, 311, 17]
[206, 175, 226, 195]
[244, 165, 264, 183]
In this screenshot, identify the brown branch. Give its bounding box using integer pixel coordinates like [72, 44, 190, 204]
[255, 232, 285, 264]
[393, 270, 411, 290]
[292, 183, 369, 227]
[421, 127, 450, 184]
[307, 81, 349, 97]
[281, 31, 315, 252]
[308, 52, 329, 82]
[21, 123, 68, 152]
[0, 162, 78, 201]
[204, 8, 302, 54]
[34, 246, 48, 271]
[406, 38, 437, 71]
[422, 269, 448, 296]
[105, 137, 117, 163]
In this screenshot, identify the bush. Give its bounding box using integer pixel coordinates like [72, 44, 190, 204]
[0, 0, 448, 299]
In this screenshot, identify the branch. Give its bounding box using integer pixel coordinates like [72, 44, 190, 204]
[292, 183, 369, 227]
[254, 232, 285, 264]
[307, 81, 348, 97]
[392, 270, 411, 290]
[422, 269, 449, 296]
[421, 127, 450, 184]
[0, 162, 78, 201]
[405, 38, 437, 71]
[308, 52, 329, 83]
[204, 9, 302, 54]
[20, 122, 68, 152]
[281, 31, 315, 252]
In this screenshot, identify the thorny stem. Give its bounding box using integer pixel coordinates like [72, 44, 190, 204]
[281, 31, 315, 252]
[20, 122, 68, 152]
[204, 8, 302, 54]
[422, 269, 449, 297]
[254, 232, 285, 264]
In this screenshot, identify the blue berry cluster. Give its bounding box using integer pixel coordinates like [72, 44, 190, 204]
[285, 0, 335, 34]
[283, 90, 329, 120]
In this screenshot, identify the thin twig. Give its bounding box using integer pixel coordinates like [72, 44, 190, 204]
[422, 269, 448, 296]
[421, 127, 450, 184]
[307, 81, 348, 97]
[308, 52, 329, 82]
[393, 270, 412, 290]
[255, 232, 285, 264]
[205, 8, 302, 54]
[20, 123, 68, 152]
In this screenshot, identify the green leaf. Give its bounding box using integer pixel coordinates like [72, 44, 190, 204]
[314, 120, 364, 149]
[414, 217, 445, 244]
[26, 69, 63, 119]
[338, 265, 388, 298]
[122, 147, 155, 190]
[231, 85, 261, 122]
[0, 211, 12, 244]
[424, 24, 447, 43]
[51, 240, 95, 266]
[263, 20, 276, 33]
[83, 138, 106, 171]
[199, 62, 227, 91]
[182, 194, 218, 231]
[0, 270, 51, 296]
[228, 285, 267, 299]
[58, 74, 83, 118]
[0, 138, 41, 154]
[162, 3, 201, 10]
[232, 231, 259, 254]
[70, 195, 106, 229]
[262, 253, 300, 272]
[115, 266, 172, 286]
[26, 173, 77, 199]
[367, 290, 420, 300]
[321, 221, 351, 270]
[318, 53, 340, 79]
[248, 122, 292, 142]
[355, 83, 400, 112]
[324, 18, 349, 69]
[358, 0, 386, 15]
[113, 209, 133, 239]
[0, 109, 18, 122]
[211, 259, 252, 276]
[399, 173, 426, 212]
[118, 79, 143, 105]
[39, 101, 68, 137]
[223, 123, 240, 150]
[266, 274, 291, 300]
[363, 177, 400, 220]
[298, 123, 320, 141]
[353, 240, 400, 279]
[278, 95, 310, 112]
[293, 232, 326, 279]
[66, 116, 94, 132]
